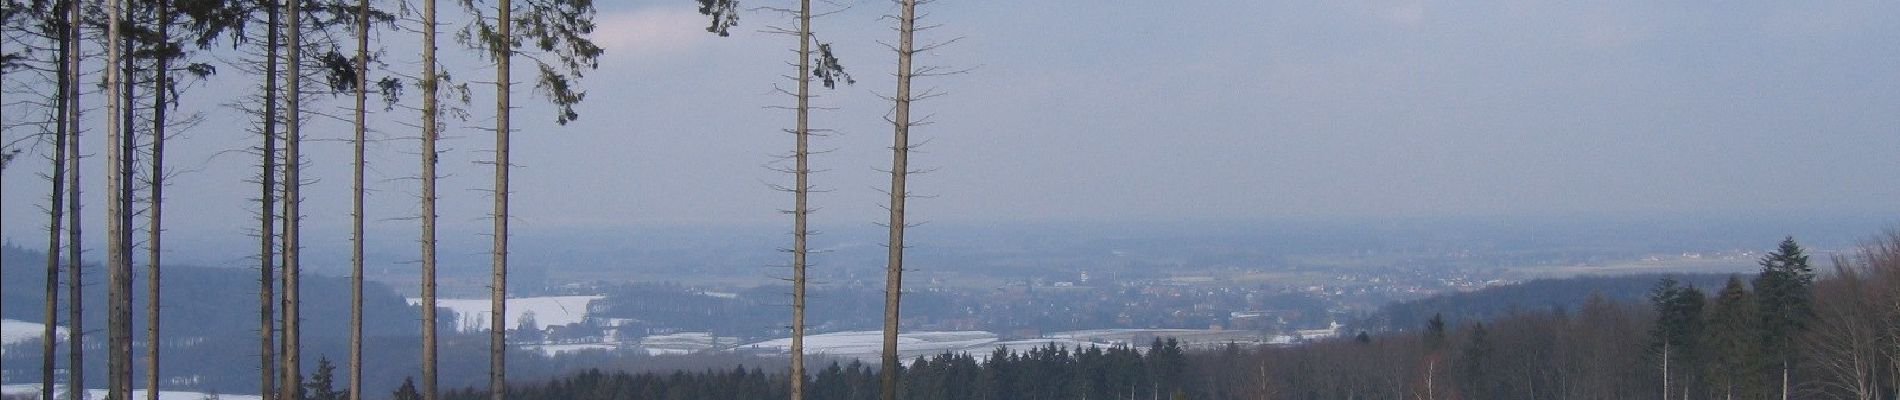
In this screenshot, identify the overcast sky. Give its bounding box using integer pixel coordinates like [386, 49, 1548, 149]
[3, 0, 1898, 258]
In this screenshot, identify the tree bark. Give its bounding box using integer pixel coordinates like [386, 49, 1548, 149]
[65, 2, 83, 386]
[259, 0, 282, 395]
[283, 0, 305, 395]
[42, 11, 72, 397]
[789, 0, 812, 398]
[65, 0, 84, 392]
[1781, 362, 1790, 400]
[490, 2, 512, 400]
[421, 0, 441, 397]
[349, 0, 369, 398]
[146, 0, 174, 396]
[105, 0, 136, 395]
[879, 1, 917, 398]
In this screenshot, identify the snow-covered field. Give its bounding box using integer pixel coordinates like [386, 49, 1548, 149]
[1048, 328, 1278, 348]
[1, 319, 67, 349]
[405, 296, 601, 332]
[639, 332, 739, 354]
[742, 331, 999, 363]
[525, 343, 621, 356]
[742, 329, 1281, 364]
[1, 384, 260, 400]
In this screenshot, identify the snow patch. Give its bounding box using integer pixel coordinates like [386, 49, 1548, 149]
[406, 296, 601, 332]
[1, 319, 68, 349]
[1, 384, 261, 400]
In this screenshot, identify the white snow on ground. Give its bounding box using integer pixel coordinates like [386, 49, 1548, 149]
[525, 343, 621, 356]
[1047, 328, 1272, 349]
[988, 338, 1096, 354]
[2, 384, 261, 400]
[743, 329, 1279, 364]
[742, 331, 998, 364]
[1, 319, 68, 353]
[638, 332, 739, 354]
[406, 296, 601, 332]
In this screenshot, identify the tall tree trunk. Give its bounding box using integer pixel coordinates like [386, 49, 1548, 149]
[42, 8, 73, 397]
[145, 0, 174, 395]
[420, 0, 441, 396]
[789, 0, 812, 398]
[349, 0, 369, 398]
[0, 22, 6, 392]
[105, 0, 135, 395]
[65, 1, 83, 388]
[879, 0, 918, 399]
[489, 2, 512, 400]
[283, 0, 305, 395]
[259, 0, 282, 395]
[1781, 362, 1790, 400]
[65, 0, 85, 396]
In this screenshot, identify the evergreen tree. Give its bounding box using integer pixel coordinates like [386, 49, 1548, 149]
[1459, 322, 1502, 399]
[1706, 275, 1765, 399]
[1424, 313, 1447, 350]
[307, 358, 342, 400]
[1649, 277, 1706, 399]
[394, 377, 422, 400]
[1752, 237, 1813, 399]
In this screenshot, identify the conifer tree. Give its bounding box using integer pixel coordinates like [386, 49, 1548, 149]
[454, 0, 601, 397]
[348, 0, 369, 398]
[1650, 277, 1706, 400]
[1752, 237, 1814, 400]
[307, 358, 343, 400]
[880, 1, 922, 397]
[1707, 275, 1764, 400]
[420, 0, 442, 396]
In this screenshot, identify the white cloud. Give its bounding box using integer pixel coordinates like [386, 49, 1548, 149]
[592, 6, 711, 57]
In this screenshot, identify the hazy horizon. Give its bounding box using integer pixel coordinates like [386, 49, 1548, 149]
[4, 1, 1897, 262]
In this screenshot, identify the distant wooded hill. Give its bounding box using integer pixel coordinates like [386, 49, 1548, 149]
[1353, 273, 1733, 333]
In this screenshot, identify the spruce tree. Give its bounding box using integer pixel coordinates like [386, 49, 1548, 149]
[308, 358, 342, 400]
[1707, 275, 1764, 399]
[1752, 237, 1814, 400]
[394, 377, 422, 400]
[1650, 277, 1706, 399]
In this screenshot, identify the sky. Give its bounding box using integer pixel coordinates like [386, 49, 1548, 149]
[2, 0, 1899, 265]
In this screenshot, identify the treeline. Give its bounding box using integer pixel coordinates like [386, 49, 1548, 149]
[438, 339, 1205, 400]
[0, 245, 424, 340]
[1357, 272, 1732, 332]
[455, 235, 1900, 399]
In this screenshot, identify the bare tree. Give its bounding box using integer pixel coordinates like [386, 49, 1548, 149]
[63, 0, 83, 396]
[879, 0, 918, 398]
[0, 7, 8, 389]
[282, 0, 305, 395]
[143, 0, 180, 396]
[259, 0, 283, 397]
[39, 3, 74, 395]
[767, 2, 849, 398]
[487, 1, 511, 397]
[457, 0, 600, 397]
[104, 0, 138, 395]
[420, 0, 442, 398]
[1805, 259, 1881, 400]
[348, 0, 369, 398]
[789, 1, 813, 395]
